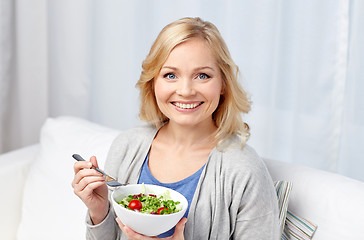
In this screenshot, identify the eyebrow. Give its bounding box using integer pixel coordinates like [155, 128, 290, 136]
[162, 66, 216, 72]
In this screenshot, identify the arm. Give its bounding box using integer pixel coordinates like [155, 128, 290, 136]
[232, 163, 280, 240]
[72, 156, 120, 239]
[86, 203, 122, 240]
[233, 211, 280, 239]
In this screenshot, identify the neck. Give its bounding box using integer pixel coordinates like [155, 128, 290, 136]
[158, 120, 218, 149]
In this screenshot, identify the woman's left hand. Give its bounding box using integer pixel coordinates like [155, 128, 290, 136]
[116, 217, 187, 240]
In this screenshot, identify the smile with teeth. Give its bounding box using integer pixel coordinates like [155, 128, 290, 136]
[172, 102, 203, 109]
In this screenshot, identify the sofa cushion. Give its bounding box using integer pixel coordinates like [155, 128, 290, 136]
[17, 116, 120, 240]
[0, 145, 39, 240]
[265, 158, 364, 240]
[275, 181, 292, 235]
[282, 210, 317, 240]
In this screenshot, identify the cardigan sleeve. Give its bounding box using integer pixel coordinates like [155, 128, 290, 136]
[186, 143, 280, 239]
[230, 146, 280, 239]
[233, 209, 280, 239]
[233, 213, 280, 240]
[85, 125, 157, 240]
[85, 204, 122, 240]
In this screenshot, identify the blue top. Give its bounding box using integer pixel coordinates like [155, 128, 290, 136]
[138, 153, 205, 237]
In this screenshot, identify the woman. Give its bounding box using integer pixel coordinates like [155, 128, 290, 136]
[72, 17, 279, 239]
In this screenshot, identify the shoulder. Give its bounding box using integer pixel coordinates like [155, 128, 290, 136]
[111, 124, 158, 145]
[105, 124, 157, 178]
[216, 135, 265, 171]
[119, 124, 158, 138]
[209, 135, 272, 184]
[106, 124, 157, 162]
[209, 136, 277, 200]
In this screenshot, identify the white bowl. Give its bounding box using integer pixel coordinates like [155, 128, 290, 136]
[111, 184, 188, 236]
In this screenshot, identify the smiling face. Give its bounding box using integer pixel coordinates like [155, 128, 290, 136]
[154, 37, 223, 129]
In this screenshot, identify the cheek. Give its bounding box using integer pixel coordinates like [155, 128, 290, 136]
[210, 88, 224, 111]
[153, 80, 163, 99]
[154, 80, 170, 103]
[209, 82, 223, 103]
[212, 94, 222, 110]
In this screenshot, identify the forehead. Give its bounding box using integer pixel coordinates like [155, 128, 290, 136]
[162, 38, 218, 68]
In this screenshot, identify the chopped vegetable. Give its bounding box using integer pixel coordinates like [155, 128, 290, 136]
[157, 207, 168, 214]
[128, 199, 142, 211]
[117, 191, 181, 215]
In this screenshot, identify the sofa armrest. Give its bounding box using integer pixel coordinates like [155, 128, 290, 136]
[264, 158, 364, 240]
[0, 144, 40, 240]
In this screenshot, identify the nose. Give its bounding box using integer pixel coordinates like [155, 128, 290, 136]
[176, 79, 196, 97]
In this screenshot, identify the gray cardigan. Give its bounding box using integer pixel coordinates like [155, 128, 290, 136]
[86, 125, 280, 240]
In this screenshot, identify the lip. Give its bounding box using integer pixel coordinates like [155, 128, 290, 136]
[171, 101, 204, 112]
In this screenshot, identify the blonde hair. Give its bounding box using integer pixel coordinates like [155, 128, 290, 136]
[136, 17, 251, 147]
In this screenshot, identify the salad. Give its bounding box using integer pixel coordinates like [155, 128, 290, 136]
[117, 189, 182, 215]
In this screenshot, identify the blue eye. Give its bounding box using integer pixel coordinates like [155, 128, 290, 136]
[164, 73, 176, 79]
[198, 73, 210, 80]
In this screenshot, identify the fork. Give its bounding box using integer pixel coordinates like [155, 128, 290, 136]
[72, 154, 125, 187]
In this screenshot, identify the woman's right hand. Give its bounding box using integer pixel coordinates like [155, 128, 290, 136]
[116, 217, 187, 240]
[72, 156, 109, 225]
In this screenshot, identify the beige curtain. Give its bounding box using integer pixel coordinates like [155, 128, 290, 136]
[0, 0, 92, 153]
[0, 0, 48, 153]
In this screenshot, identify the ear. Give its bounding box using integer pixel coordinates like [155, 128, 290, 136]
[220, 77, 227, 95]
[220, 82, 226, 95]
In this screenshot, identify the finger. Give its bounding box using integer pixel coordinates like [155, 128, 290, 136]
[90, 156, 99, 168]
[73, 168, 103, 187]
[73, 167, 104, 189]
[116, 217, 124, 229]
[116, 218, 135, 237]
[116, 218, 158, 240]
[172, 217, 187, 239]
[74, 160, 93, 173]
[78, 181, 106, 197]
[73, 174, 105, 192]
[116, 219, 137, 238]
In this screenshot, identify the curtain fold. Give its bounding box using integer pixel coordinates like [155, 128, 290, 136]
[0, 0, 15, 152]
[338, 0, 364, 180]
[0, 0, 363, 181]
[0, 0, 48, 152]
[47, 0, 91, 118]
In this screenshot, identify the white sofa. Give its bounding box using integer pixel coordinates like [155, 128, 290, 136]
[1, 116, 364, 240]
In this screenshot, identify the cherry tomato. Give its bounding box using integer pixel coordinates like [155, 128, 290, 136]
[128, 199, 142, 211]
[157, 207, 168, 214]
